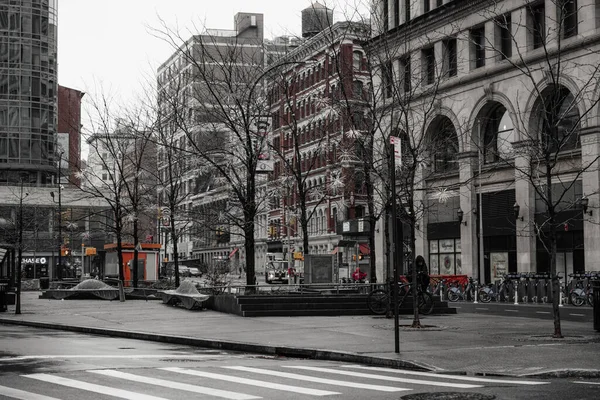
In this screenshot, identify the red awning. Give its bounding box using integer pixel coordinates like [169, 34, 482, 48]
[228, 248, 239, 259]
[331, 247, 339, 255]
[359, 243, 370, 255]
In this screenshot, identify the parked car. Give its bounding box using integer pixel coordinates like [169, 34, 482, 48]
[187, 267, 202, 277]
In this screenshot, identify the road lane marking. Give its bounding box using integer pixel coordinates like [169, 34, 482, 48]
[89, 370, 259, 400]
[504, 309, 519, 312]
[0, 385, 63, 400]
[572, 381, 600, 385]
[342, 365, 550, 385]
[536, 311, 551, 314]
[224, 366, 409, 392]
[23, 374, 168, 400]
[162, 367, 339, 396]
[569, 314, 585, 317]
[0, 354, 224, 362]
[284, 366, 482, 388]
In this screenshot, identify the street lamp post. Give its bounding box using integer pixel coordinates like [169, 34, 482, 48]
[50, 152, 64, 280]
[15, 175, 29, 315]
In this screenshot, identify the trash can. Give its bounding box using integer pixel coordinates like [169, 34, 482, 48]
[593, 280, 600, 332]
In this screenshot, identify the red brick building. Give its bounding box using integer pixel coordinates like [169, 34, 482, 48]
[57, 85, 84, 186]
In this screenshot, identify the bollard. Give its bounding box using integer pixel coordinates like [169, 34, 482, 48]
[514, 280, 519, 305]
[559, 279, 564, 307]
[473, 280, 478, 304]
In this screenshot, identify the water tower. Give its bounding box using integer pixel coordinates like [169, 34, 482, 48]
[302, 2, 333, 38]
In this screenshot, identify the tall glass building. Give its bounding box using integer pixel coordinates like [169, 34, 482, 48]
[0, 0, 58, 185]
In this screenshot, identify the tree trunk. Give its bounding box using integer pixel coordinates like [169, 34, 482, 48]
[115, 227, 126, 302]
[170, 216, 180, 287]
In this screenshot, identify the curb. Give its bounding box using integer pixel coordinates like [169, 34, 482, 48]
[518, 369, 600, 379]
[0, 318, 431, 372]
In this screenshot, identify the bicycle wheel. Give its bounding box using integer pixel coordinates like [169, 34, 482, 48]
[418, 291, 434, 315]
[478, 288, 492, 303]
[367, 289, 390, 315]
[570, 292, 585, 307]
[447, 288, 460, 302]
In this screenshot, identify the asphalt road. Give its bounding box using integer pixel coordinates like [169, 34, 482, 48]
[1, 325, 599, 399]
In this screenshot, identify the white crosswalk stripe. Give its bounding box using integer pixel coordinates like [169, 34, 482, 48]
[161, 366, 341, 396]
[89, 369, 260, 400]
[12, 363, 553, 400]
[342, 365, 550, 385]
[0, 354, 226, 362]
[283, 366, 483, 388]
[224, 366, 409, 392]
[0, 385, 63, 400]
[23, 373, 169, 400]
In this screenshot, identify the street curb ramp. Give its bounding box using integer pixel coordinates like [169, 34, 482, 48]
[0, 318, 431, 372]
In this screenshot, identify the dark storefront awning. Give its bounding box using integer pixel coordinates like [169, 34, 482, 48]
[337, 240, 357, 248]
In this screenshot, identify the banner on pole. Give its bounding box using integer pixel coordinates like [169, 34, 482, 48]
[390, 136, 402, 167]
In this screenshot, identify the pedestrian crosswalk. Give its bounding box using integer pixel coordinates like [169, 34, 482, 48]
[0, 363, 550, 399]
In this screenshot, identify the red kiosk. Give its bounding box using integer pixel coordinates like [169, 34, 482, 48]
[103, 243, 161, 284]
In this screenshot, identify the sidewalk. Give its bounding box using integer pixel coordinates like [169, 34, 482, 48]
[1, 291, 599, 378]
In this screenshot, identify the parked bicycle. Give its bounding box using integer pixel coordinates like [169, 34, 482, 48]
[447, 277, 476, 302]
[569, 272, 598, 307]
[429, 278, 447, 300]
[367, 276, 434, 316]
[477, 275, 512, 303]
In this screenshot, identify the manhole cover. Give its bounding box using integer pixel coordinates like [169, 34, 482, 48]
[401, 392, 495, 400]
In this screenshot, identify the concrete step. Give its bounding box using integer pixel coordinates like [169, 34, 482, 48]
[234, 294, 457, 317]
[241, 306, 457, 317]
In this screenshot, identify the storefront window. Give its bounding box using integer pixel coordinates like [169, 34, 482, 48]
[429, 238, 461, 275]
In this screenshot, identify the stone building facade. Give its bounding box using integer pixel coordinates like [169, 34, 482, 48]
[371, 0, 600, 282]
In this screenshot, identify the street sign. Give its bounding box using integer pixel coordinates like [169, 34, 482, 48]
[390, 136, 402, 167]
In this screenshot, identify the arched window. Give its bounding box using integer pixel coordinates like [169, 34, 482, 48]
[533, 86, 580, 152]
[428, 116, 459, 173]
[480, 103, 514, 164]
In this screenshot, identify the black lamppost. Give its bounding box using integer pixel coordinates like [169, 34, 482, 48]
[50, 152, 64, 280]
[15, 173, 29, 314]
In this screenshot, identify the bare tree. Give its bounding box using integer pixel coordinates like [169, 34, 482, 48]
[150, 16, 281, 289]
[151, 79, 199, 287]
[78, 92, 146, 299]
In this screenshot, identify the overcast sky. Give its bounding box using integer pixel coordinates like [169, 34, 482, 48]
[57, 0, 366, 102]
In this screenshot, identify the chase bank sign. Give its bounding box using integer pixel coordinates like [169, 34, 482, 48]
[21, 257, 47, 264]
